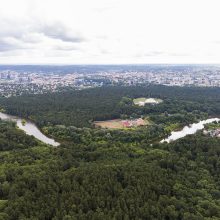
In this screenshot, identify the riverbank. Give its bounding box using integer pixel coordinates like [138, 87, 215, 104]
[0, 112, 60, 146]
[161, 118, 220, 143]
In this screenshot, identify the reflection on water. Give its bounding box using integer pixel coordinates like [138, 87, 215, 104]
[161, 118, 220, 143]
[0, 112, 60, 146]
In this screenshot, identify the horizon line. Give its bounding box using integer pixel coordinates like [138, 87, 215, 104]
[0, 63, 220, 66]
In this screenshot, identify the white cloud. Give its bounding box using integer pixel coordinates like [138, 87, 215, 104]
[0, 0, 220, 64]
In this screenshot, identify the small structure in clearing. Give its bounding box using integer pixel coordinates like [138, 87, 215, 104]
[133, 98, 163, 106]
[203, 129, 220, 138]
[94, 118, 147, 129]
[203, 122, 220, 138]
[121, 118, 146, 128]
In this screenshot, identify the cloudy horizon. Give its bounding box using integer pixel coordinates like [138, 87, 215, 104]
[0, 0, 220, 64]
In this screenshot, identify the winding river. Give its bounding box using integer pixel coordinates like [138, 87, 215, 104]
[0, 111, 219, 146]
[161, 118, 220, 143]
[0, 112, 60, 146]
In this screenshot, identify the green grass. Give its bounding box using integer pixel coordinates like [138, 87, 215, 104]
[0, 200, 7, 211]
[133, 97, 163, 105]
[205, 122, 220, 130]
[133, 98, 147, 104]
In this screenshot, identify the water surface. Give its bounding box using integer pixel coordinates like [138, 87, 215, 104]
[161, 118, 220, 143]
[0, 112, 60, 146]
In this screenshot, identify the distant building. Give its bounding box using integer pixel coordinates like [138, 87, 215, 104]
[122, 120, 132, 127]
[122, 118, 146, 128]
[204, 129, 220, 138]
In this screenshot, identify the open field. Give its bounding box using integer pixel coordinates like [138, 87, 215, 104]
[94, 118, 148, 129]
[94, 119, 124, 129]
[133, 98, 147, 103]
[133, 97, 163, 106]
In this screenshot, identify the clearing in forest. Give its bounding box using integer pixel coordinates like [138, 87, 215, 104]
[133, 97, 163, 106]
[94, 118, 148, 129]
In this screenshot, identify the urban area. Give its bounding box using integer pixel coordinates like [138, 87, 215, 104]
[0, 65, 220, 97]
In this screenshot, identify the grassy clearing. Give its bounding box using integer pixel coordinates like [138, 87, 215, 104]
[94, 118, 149, 129]
[133, 97, 163, 106]
[205, 122, 220, 130]
[133, 98, 147, 105]
[94, 119, 125, 129]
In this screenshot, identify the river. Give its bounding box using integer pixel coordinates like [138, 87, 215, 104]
[1, 111, 219, 146]
[0, 112, 60, 146]
[161, 118, 220, 143]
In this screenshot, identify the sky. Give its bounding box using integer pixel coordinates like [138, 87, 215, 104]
[0, 0, 220, 64]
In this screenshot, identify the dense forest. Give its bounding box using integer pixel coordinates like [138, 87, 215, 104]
[0, 85, 220, 219]
[0, 85, 219, 127]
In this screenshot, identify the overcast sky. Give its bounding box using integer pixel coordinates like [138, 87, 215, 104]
[0, 0, 220, 64]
